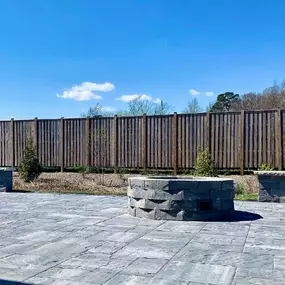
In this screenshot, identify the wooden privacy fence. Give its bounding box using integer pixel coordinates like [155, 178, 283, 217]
[0, 110, 283, 174]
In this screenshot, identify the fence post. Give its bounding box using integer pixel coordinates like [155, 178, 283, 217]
[10, 118, 15, 167]
[60, 117, 65, 172]
[206, 112, 211, 151]
[85, 117, 91, 168]
[32, 117, 38, 155]
[172, 112, 178, 175]
[276, 109, 282, 170]
[239, 110, 245, 175]
[113, 115, 118, 173]
[142, 114, 147, 172]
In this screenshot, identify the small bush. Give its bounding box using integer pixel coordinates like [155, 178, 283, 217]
[258, 163, 273, 171]
[76, 166, 91, 178]
[194, 148, 217, 177]
[235, 183, 245, 195]
[19, 138, 42, 182]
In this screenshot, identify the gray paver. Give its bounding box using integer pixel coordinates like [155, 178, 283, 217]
[121, 257, 168, 276]
[0, 192, 285, 284]
[37, 267, 118, 284]
[155, 261, 236, 284]
[60, 252, 136, 271]
[26, 278, 95, 285]
[104, 274, 190, 285]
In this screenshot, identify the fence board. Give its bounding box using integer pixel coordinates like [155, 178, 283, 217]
[0, 121, 10, 166]
[14, 120, 33, 166]
[147, 115, 172, 169]
[90, 117, 113, 168]
[282, 110, 285, 168]
[177, 114, 207, 168]
[38, 120, 60, 166]
[0, 110, 283, 170]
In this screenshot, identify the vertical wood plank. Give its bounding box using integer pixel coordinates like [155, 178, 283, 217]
[142, 114, 147, 172]
[85, 117, 91, 168]
[177, 115, 181, 169]
[266, 112, 275, 167]
[206, 112, 211, 151]
[214, 114, 219, 165]
[240, 110, 245, 175]
[262, 112, 266, 164]
[276, 109, 282, 170]
[32, 117, 38, 157]
[252, 112, 257, 168]
[249, 112, 253, 169]
[9, 119, 14, 167]
[60, 117, 64, 172]
[113, 115, 118, 172]
[172, 112, 178, 175]
[230, 114, 234, 168]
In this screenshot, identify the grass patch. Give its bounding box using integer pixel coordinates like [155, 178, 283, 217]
[235, 193, 258, 201]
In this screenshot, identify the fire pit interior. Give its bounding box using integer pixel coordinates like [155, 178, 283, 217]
[128, 176, 235, 221]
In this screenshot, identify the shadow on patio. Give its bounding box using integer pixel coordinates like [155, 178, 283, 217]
[226, 210, 263, 222]
[0, 280, 34, 285]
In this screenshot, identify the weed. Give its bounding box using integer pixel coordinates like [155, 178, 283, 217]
[194, 148, 218, 177]
[235, 183, 245, 195]
[258, 163, 274, 171]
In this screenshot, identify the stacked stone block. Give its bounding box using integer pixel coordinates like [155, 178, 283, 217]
[254, 171, 285, 202]
[0, 168, 13, 192]
[128, 176, 235, 221]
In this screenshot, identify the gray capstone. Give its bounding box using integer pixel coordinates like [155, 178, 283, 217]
[128, 176, 235, 221]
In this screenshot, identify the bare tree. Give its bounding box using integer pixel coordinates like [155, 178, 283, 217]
[81, 103, 114, 118]
[231, 80, 285, 111]
[182, 98, 203, 114]
[154, 101, 174, 115]
[118, 98, 174, 116]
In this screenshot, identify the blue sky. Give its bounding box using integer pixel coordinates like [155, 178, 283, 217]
[0, 0, 285, 119]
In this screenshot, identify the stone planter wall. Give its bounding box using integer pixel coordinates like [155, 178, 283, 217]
[0, 168, 13, 192]
[254, 171, 285, 202]
[128, 176, 235, 221]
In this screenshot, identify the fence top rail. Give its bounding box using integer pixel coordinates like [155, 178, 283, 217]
[0, 108, 284, 122]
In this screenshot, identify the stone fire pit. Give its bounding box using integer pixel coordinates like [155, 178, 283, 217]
[128, 176, 235, 221]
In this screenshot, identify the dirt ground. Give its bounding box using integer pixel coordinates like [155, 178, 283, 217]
[13, 172, 259, 195]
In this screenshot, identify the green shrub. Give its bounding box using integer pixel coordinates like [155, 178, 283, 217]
[76, 166, 91, 177]
[19, 138, 42, 182]
[258, 163, 273, 171]
[194, 148, 217, 177]
[235, 183, 245, 195]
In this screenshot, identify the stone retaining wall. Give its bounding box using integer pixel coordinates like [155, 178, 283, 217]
[254, 171, 285, 202]
[128, 176, 235, 221]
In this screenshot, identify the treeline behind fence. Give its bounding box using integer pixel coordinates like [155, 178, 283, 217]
[0, 110, 283, 174]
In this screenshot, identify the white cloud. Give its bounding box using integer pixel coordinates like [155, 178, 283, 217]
[116, 94, 140, 102]
[189, 89, 214, 96]
[57, 82, 115, 101]
[116, 94, 155, 102]
[204, 91, 215, 96]
[189, 89, 201, 96]
[154, 98, 162, 104]
[138, 94, 153, 101]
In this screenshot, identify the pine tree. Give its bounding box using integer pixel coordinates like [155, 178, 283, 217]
[19, 138, 42, 182]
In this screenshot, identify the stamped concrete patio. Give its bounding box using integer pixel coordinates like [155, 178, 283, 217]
[0, 193, 285, 284]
